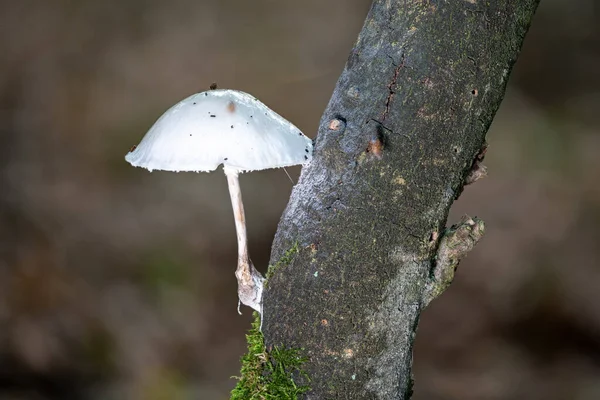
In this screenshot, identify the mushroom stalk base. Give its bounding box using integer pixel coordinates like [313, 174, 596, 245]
[224, 167, 265, 314]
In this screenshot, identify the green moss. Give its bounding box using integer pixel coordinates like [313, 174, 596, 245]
[231, 312, 310, 400]
[265, 242, 299, 282]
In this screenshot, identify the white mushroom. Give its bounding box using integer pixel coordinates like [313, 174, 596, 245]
[125, 89, 313, 314]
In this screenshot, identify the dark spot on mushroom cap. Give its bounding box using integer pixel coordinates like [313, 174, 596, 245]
[204, 93, 208, 96]
[190, 134, 192, 136]
[128, 145, 137, 153]
[305, 149, 309, 153]
[224, 157, 228, 160]
[250, 115, 253, 118]
[193, 102, 196, 105]
[210, 115, 216, 118]
[231, 125, 234, 128]
[304, 155, 308, 160]
[298, 132, 302, 136]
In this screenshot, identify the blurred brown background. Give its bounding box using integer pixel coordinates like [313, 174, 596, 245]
[0, 0, 598, 399]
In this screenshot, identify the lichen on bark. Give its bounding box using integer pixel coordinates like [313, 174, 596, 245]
[265, 242, 299, 284]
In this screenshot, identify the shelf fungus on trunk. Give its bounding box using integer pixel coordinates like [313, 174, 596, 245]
[125, 88, 313, 315]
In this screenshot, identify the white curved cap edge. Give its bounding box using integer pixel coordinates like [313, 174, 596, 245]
[125, 89, 313, 174]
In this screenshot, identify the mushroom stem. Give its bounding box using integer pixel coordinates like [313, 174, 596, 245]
[224, 167, 264, 314]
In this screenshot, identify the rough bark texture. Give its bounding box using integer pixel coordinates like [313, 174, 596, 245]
[263, 1, 539, 399]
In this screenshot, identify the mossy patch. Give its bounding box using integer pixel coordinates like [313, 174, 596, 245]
[231, 312, 309, 400]
[265, 242, 299, 282]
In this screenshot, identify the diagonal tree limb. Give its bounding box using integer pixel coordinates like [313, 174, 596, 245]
[261, 1, 539, 398]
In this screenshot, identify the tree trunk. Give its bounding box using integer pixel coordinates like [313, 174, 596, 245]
[261, 1, 539, 398]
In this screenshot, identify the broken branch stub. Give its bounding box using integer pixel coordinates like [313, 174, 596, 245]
[423, 215, 486, 307]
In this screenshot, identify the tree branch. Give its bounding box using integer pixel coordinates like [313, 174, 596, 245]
[259, 1, 539, 398]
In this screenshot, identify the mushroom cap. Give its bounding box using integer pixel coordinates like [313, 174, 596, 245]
[125, 89, 313, 173]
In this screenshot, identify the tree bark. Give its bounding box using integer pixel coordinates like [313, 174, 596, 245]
[263, 1, 539, 398]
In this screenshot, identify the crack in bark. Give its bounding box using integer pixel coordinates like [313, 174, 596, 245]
[382, 54, 405, 121]
[368, 118, 394, 134]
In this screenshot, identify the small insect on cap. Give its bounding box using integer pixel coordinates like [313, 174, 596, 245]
[125, 89, 313, 173]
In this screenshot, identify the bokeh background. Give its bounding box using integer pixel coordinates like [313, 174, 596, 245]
[1, 0, 598, 399]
